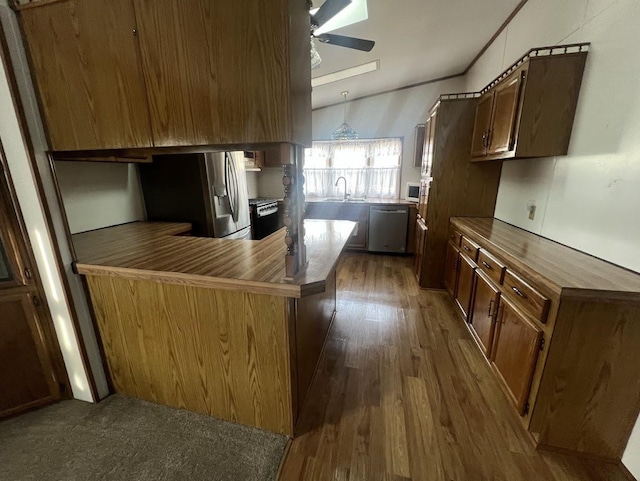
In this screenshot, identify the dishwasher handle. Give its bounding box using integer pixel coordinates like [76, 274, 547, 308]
[371, 208, 408, 214]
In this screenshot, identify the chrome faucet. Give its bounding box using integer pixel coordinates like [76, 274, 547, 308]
[335, 176, 349, 201]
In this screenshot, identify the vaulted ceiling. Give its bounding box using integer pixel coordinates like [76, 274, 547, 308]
[311, 0, 522, 109]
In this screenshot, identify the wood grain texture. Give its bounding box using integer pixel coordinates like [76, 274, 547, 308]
[133, 0, 301, 147]
[419, 98, 502, 289]
[487, 69, 524, 155]
[454, 252, 476, 321]
[19, 0, 153, 150]
[86, 275, 295, 435]
[287, 0, 312, 146]
[503, 269, 550, 323]
[531, 300, 640, 459]
[469, 269, 500, 358]
[279, 252, 631, 480]
[0, 292, 58, 416]
[491, 295, 543, 415]
[478, 248, 506, 285]
[294, 270, 336, 414]
[73, 220, 355, 298]
[451, 217, 640, 302]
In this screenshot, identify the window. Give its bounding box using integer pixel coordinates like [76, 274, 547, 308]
[303, 138, 402, 199]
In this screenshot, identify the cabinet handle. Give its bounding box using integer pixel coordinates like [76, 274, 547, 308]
[511, 286, 528, 299]
[133, 29, 138, 36]
[487, 299, 494, 317]
[463, 245, 470, 251]
[482, 261, 492, 270]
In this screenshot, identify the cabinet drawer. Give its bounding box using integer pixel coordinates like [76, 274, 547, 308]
[478, 250, 506, 285]
[503, 271, 550, 323]
[448, 229, 462, 246]
[460, 236, 480, 261]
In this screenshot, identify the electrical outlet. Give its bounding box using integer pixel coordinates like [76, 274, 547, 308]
[527, 200, 536, 221]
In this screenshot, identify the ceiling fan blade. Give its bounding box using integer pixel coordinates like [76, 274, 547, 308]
[311, 0, 352, 29]
[315, 33, 375, 52]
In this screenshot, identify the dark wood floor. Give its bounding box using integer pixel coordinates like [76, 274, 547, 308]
[279, 252, 633, 481]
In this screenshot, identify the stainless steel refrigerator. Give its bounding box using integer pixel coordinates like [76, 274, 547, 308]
[140, 151, 252, 239]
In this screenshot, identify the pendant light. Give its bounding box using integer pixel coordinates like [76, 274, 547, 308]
[331, 91, 358, 140]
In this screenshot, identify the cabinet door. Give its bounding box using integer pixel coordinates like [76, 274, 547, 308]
[470, 92, 494, 157]
[414, 219, 427, 280]
[0, 293, 59, 417]
[417, 178, 430, 220]
[454, 253, 476, 321]
[491, 296, 543, 415]
[487, 70, 525, 155]
[20, 0, 153, 151]
[469, 270, 500, 358]
[443, 241, 459, 299]
[133, 0, 291, 146]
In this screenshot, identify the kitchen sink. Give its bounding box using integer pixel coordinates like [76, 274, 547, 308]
[320, 197, 367, 203]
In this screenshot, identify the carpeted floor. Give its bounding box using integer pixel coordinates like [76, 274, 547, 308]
[0, 395, 288, 481]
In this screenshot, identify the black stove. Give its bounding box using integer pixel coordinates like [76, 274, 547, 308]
[248, 198, 281, 239]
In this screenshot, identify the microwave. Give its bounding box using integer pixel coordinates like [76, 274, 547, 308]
[405, 182, 420, 202]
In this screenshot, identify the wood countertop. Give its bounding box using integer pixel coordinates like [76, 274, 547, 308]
[452, 217, 640, 302]
[73, 220, 355, 298]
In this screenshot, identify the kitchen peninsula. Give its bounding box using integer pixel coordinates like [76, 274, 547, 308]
[73, 219, 355, 436]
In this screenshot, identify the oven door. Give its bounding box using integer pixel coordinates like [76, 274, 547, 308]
[252, 210, 281, 240]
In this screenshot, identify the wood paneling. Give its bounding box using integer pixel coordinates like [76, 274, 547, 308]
[532, 300, 640, 459]
[419, 98, 502, 289]
[491, 296, 542, 415]
[73, 220, 355, 298]
[451, 217, 640, 302]
[86, 275, 295, 435]
[133, 0, 297, 147]
[20, 0, 153, 150]
[294, 270, 336, 413]
[469, 269, 500, 358]
[280, 252, 632, 480]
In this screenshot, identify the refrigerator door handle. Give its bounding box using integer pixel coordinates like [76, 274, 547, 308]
[228, 153, 240, 223]
[225, 153, 236, 221]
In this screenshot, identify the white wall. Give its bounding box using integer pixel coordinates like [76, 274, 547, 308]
[55, 162, 146, 234]
[464, 0, 640, 473]
[0, 1, 109, 399]
[256, 77, 467, 198]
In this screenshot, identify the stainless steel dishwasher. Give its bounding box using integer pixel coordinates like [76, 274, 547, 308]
[368, 206, 409, 253]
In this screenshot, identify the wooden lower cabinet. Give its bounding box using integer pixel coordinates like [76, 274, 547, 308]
[469, 270, 500, 358]
[490, 296, 542, 415]
[414, 218, 427, 280]
[445, 217, 640, 461]
[454, 253, 475, 321]
[443, 241, 459, 298]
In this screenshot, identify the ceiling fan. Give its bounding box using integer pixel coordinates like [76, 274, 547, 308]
[310, 0, 375, 69]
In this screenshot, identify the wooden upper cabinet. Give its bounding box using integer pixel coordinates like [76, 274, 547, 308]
[19, 0, 311, 151]
[470, 49, 587, 162]
[491, 296, 543, 415]
[487, 70, 524, 155]
[470, 92, 494, 157]
[20, 0, 153, 151]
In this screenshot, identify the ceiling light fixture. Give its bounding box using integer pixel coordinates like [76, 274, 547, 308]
[331, 91, 358, 140]
[312, 60, 379, 87]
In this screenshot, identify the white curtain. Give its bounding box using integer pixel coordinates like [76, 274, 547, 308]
[303, 138, 402, 199]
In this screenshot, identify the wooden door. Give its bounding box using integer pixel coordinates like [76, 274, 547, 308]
[487, 69, 525, 155]
[0, 162, 65, 417]
[491, 296, 543, 415]
[133, 0, 291, 146]
[469, 270, 500, 358]
[454, 253, 476, 321]
[470, 92, 494, 157]
[443, 241, 459, 298]
[20, 0, 153, 151]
